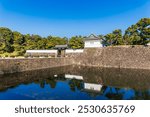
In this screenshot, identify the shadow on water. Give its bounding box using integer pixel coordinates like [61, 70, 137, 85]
[0, 65, 150, 100]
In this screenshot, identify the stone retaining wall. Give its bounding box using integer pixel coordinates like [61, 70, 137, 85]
[73, 46, 150, 69]
[0, 58, 72, 74]
[1, 46, 150, 74]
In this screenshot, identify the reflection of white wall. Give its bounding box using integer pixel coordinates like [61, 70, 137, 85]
[84, 83, 102, 91]
[26, 50, 57, 54]
[65, 49, 84, 53]
[147, 42, 150, 46]
[65, 74, 83, 80]
[84, 40, 102, 48]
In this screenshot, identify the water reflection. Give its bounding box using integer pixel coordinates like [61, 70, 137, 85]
[0, 65, 150, 100]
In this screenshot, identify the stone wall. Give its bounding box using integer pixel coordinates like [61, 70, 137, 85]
[1, 46, 150, 74]
[73, 46, 150, 69]
[0, 58, 72, 74]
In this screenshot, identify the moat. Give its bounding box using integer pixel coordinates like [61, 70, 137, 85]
[0, 66, 150, 100]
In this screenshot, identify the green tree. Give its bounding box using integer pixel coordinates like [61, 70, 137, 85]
[0, 27, 14, 53]
[69, 36, 84, 49]
[123, 18, 150, 45]
[13, 31, 25, 55]
[49, 36, 67, 47]
[31, 34, 43, 49]
[24, 34, 42, 50]
[103, 29, 123, 46]
[37, 38, 47, 49]
[45, 36, 67, 49]
[103, 33, 114, 46]
[45, 38, 54, 49]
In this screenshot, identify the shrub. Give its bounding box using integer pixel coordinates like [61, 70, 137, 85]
[5, 54, 8, 57]
[10, 55, 15, 58]
[24, 53, 29, 58]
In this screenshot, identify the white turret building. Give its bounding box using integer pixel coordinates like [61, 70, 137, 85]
[84, 34, 103, 48]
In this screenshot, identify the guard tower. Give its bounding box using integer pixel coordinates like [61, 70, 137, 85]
[84, 34, 103, 48]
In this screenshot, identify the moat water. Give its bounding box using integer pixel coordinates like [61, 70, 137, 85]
[0, 66, 150, 100]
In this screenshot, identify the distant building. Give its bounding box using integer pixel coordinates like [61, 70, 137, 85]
[65, 74, 83, 80]
[147, 42, 150, 46]
[54, 45, 68, 57]
[54, 45, 68, 50]
[26, 50, 57, 57]
[54, 45, 84, 57]
[84, 34, 103, 48]
[84, 83, 103, 92]
[25, 34, 103, 58]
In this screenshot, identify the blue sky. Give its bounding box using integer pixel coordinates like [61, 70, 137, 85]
[0, 0, 150, 37]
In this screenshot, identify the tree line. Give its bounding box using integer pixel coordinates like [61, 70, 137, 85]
[0, 29, 84, 57]
[0, 18, 149, 56]
[101, 18, 150, 46]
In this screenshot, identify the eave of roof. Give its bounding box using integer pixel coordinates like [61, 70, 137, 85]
[54, 44, 68, 49]
[55, 44, 68, 48]
[84, 34, 100, 41]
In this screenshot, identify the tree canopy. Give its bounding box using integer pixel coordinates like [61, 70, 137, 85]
[69, 36, 84, 49]
[123, 18, 150, 45]
[102, 18, 150, 46]
[0, 18, 149, 56]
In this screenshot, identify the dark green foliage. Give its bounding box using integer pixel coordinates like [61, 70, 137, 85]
[0, 27, 14, 52]
[0, 18, 149, 56]
[0, 28, 68, 56]
[102, 18, 150, 46]
[4, 43, 14, 52]
[46, 36, 67, 49]
[123, 18, 150, 45]
[69, 36, 84, 49]
[102, 29, 123, 46]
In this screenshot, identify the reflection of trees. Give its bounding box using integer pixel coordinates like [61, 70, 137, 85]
[39, 80, 45, 89]
[0, 88, 8, 93]
[85, 92, 100, 98]
[102, 87, 123, 100]
[35, 77, 58, 89]
[84, 86, 123, 99]
[68, 79, 83, 92]
[131, 90, 150, 100]
[46, 78, 57, 89]
[33, 80, 40, 85]
[0, 65, 150, 100]
[101, 87, 150, 100]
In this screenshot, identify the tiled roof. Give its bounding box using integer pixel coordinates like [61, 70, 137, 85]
[84, 34, 100, 41]
[54, 44, 68, 49]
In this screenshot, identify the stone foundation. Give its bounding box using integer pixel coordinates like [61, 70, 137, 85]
[0, 58, 72, 74]
[1, 46, 150, 74]
[73, 46, 150, 69]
